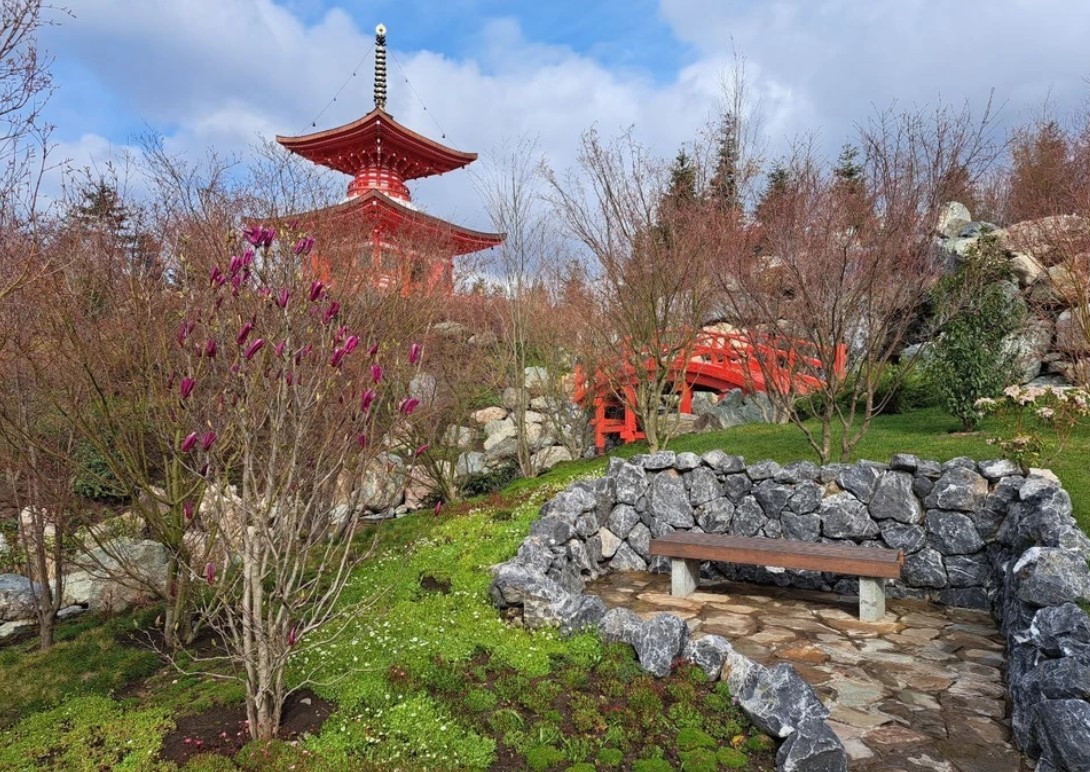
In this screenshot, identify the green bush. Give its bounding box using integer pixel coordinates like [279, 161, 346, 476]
[72, 441, 126, 501]
[926, 233, 1025, 431]
[460, 462, 521, 497]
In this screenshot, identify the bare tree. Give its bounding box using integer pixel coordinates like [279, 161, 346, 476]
[545, 128, 720, 452]
[477, 136, 551, 475]
[718, 103, 998, 462]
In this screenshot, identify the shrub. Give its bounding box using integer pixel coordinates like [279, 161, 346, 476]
[461, 462, 521, 497]
[926, 234, 1025, 430]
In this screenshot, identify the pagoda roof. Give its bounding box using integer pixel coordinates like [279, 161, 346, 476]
[293, 189, 504, 256]
[277, 109, 477, 181]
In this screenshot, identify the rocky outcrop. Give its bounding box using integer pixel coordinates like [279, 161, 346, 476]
[926, 205, 1090, 386]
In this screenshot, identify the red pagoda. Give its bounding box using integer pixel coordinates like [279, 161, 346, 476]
[276, 23, 503, 294]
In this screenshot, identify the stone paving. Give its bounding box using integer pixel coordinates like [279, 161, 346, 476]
[588, 572, 1028, 772]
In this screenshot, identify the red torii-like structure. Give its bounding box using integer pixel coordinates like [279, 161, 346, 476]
[275, 23, 503, 295]
[576, 330, 848, 452]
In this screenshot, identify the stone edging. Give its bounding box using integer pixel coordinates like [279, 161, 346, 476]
[490, 450, 1090, 770]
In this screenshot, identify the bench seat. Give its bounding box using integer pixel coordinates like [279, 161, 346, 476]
[650, 532, 904, 621]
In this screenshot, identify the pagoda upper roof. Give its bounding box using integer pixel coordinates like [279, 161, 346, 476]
[277, 108, 477, 180]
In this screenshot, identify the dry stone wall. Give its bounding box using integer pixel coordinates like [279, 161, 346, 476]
[491, 449, 1090, 770]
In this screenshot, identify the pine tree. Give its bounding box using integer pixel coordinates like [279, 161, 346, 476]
[755, 160, 791, 224]
[665, 148, 697, 206]
[67, 180, 159, 276]
[707, 113, 739, 211]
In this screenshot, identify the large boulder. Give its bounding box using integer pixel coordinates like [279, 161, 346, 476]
[634, 612, 689, 677]
[1003, 319, 1053, 384]
[682, 634, 733, 680]
[489, 561, 569, 613]
[924, 467, 988, 512]
[1000, 215, 1090, 266]
[648, 473, 694, 528]
[868, 471, 922, 523]
[937, 201, 972, 239]
[776, 718, 848, 772]
[1034, 699, 1090, 771]
[819, 493, 879, 541]
[0, 574, 39, 621]
[925, 509, 985, 555]
[342, 454, 408, 513]
[727, 655, 830, 738]
[532, 446, 572, 471]
[1013, 547, 1090, 607]
[64, 539, 170, 612]
[1056, 307, 1090, 354]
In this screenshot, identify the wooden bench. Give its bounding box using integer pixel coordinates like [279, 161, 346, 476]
[649, 532, 904, 622]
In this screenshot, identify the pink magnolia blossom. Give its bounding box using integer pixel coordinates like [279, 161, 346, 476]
[434, 501, 442, 518]
[359, 388, 376, 412]
[329, 347, 347, 368]
[322, 300, 340, 325]
[179, 377, 196, 400]
[408, 342, 422, 365]
[205, 561, 216, 584]
[236, 321, 254, 346]
[285, 371, 294, 386]
[201, 431, 217, 451]
[242, 224, 275, 248]
[398, 397, 420, 416]
[288, 624, 300, 646]
[183, 500, 194, 522]
[243, 338, 265, 360]
[274, 340, 287, 358]
[181, 432, 199, 453]
[414, 443, 428, 457]
[292, 235, 315, 256]
[294, 343, 313, 365]
[309, 280, 324, 302]
[368, 343, 379, 358]
[209, 265, 223, 286]
[177, 320, 195, 347]
[228, 254, 244, 277]
[371, 364, 383, 384]
[203, 339, 217, 358]
[356, 433, 368, 449]
[344, 335, 359, 354]
[275, 288, 290, 309]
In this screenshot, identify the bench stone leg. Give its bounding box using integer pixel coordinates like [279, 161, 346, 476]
[671, 558, 700, 597]
[859, 577, 885, 622]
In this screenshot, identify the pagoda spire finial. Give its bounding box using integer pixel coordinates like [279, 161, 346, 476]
[374, 23, 388, 111]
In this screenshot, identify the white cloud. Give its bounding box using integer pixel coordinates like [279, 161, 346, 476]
[41, 0, 1090, 229]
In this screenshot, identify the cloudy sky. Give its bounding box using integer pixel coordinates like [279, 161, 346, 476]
[43, 0, 1090, 230]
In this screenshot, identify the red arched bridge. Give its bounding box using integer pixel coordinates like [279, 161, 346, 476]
[575, 330, 847, 452]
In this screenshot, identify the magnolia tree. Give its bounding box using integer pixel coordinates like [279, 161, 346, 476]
[171, 225, 423, 740]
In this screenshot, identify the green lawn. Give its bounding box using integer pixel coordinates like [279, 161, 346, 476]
[0, 405, 1085, 769]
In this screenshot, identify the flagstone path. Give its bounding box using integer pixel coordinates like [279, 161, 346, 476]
[587, 572, 1028, 771]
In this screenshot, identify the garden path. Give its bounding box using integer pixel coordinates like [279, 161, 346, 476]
[587, 572, 1028, 772]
